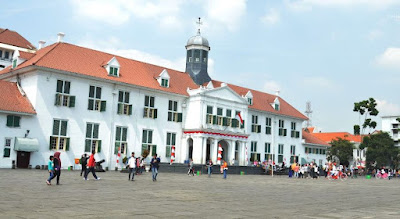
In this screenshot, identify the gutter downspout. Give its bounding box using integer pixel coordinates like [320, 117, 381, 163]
[108, 84, 117, 170]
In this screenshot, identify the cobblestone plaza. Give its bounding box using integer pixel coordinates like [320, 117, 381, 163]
[1, 169, 400, 218]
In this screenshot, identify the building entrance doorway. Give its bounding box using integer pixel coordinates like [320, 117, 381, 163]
[187, 138, 193, 160]
[218, 140, 229, 162]
[17, 151, 30, 168]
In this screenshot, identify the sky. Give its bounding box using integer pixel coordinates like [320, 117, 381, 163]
[1, 0, 400, 133]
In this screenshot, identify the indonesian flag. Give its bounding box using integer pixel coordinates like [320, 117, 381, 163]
[235, 112, 243, 125]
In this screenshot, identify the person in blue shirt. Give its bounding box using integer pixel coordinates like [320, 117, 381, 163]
[46, 155, 54, 185]
[150, 154, 160, 181]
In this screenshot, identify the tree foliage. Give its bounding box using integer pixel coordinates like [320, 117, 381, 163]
[327, 138, 354, 166]
[353, 98, 379, 135]
[360, 132, 399, 168]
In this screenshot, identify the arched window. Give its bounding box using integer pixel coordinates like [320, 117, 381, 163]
[194, 50, 200, 62]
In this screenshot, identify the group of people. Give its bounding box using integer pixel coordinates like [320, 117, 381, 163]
[187, 159, 228, 179]
[289, 163, 321, 179]
[126, 152, 160, 182]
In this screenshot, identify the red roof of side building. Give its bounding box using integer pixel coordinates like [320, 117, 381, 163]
[0, 28, 36, 50]
[311, 132, 362, 143]
[0, 42, 307, 120]
[302, 129, 330, 146]
[0, 80, 36, 114]
[19, 51, 36, 60]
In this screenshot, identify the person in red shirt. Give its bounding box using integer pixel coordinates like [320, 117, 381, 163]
[84, 151, 100, 181]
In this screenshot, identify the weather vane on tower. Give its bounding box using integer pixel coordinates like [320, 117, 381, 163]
[197, 17, 202, 35]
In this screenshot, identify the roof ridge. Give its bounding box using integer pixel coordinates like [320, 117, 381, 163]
[60, 42, 189, 75]
[0, 28, 7, 35]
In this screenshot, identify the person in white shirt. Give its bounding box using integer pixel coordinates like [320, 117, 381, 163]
[128, 152, 136, 181]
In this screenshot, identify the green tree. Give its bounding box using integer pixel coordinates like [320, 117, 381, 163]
[327, 138, 354, 166]
[360, 132, 399, 169]
[353, 98, 379, 135]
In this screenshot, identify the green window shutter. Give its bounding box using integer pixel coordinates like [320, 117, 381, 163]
[55, 94, 61, 106]
[53, 120, 60, 135]
[168, 112, 172, 121]
[166, 133, 171, 145]
[128, 105, 132, 115]
[117, 103, 122, 114]
[142, 144, 147, 155]
[284, 129, 287, 136]
[56, 80, 63, 93]
[88, 99, 94, 110]
[241, 120, 245, 129]
[257, 125, 261, 133]
[86, 123, 92, 138]
[143, 108, 147, 117]
[153, 109, 157, 119]
[65, 138, 70, 151]
[69, 96, 75, 107]
[172, 133, 176, 145]
[93, 124, 99, 138]
[251, 125, 255, 132]
[60, 121, 67, 136]
[148, 130, 153, 143]
[49, 136, 55, 150]
[122, 128, 127, 141]
[97, 140, 102, 153]
[177, 113, 182, 122]
[4, 148, 10, 157]
[212, 115, 217, 124]
[152, 145, 157, 156]
[85, 139, 91, 152]
[296, 131, 300, 138]
[166, 146, 171, 157]
[114, 142, 120, 154]
[116, 127, 121, 141]
[14, 116, 20, 127]
[100, 101, 107, 112]
[6, 115, 13, 127]
[222, 117, 228, 126]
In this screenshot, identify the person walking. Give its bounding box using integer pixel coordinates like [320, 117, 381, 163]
[150, 154, 160, 181]
[80, 153, 88, 176]
[46, 155, 54, 185]
[84, 151, 100, 181]
[206, 159, 213, 177]
[50, 152, 62, 185]
[222, 160, 228, 179]
[128, 152, 136, 181]
[188, 159, 194, 176]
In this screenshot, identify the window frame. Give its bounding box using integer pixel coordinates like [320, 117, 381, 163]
[166, 132, 176, 158]
[85, 123, 101, 153]
[50, 119, 69, 151]
[6, 115, 20, 128]
[3, 138, 11, 158]
[115, 126, 128, 154]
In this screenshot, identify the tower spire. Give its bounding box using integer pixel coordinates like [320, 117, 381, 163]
[196, 17, 203, 35]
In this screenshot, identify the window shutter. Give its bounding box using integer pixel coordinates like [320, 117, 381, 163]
[85, 139, 91, 152]
[56, 80, 63, 93]
[143, 108, 147, 117]
[4, 148, 10, 157]
[115, 142, 119, 154]
[49, 136, 54, 150]
[122, 128, 127, 141]
[88, 99, 94, 110]
[117, 103, 122, 114]
[6, 115, 13, 127]
[65, 138, 70, 151]
[257, 125, 261, 133]
[251, 125, 255, 132]
[142, 144, 147, 155]
[172, 134, 176, 145]
[212, 115, 217, 125]
[177, 113, 183, 122]
[86, 124, 92, 138]
[296, 131, 300, 138]
[153, 109, 157, 119]
[60, 121, 67, 136]
[100, 101, 107, 112]
[128, 105, 132, 115]
[69, 96, 75, 107]
[97, 140, 102, 153]
[166, 146, 171, 157]
[55, 94, 61, 106]
[222, 117, 228, 126]
[116, 127, 121, 141]
[152, 145, 157, 156]
[93, 124, 99, 139]
[284, 129, 287, 136]
[53, 120, 60, 135]
[13, 116, 20, 127]
[150, 97, 154, 108]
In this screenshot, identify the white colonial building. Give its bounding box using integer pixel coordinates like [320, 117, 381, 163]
[382, 116, 400, 147]
[0, 30, 309, 169]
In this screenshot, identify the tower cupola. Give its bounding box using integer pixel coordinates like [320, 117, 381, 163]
[185, 18, 211, 85]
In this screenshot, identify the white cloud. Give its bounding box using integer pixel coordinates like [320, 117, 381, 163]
[302, 76, 335, 88]
[263, 81, 282, 93]
[376, 48, 400, 69]
[261, 9, 280, 26]
[367, 30, 383, 41]
[204, 0, 247, 32]
[376, 99, 400, 116]
[285, 0, 400, 11]
[77, 36, 214, 74]
[70, 0, 185, 27]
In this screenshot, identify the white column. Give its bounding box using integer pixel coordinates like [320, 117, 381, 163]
[229, 140, 235, 165]
[192, 137, 203, 164]
[202, 137, 207, 164]
[212, 138, 219, 164]
[181, 136, 188, 163]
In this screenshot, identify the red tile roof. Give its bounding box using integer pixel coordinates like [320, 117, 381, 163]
[0, 28, 35, 50]
[0, 80, 36, 114]
[0, 42, 307, 120]
[311, 132, 362, 143]
[19, 51, 35, 60]
[302, 129, 330, 146]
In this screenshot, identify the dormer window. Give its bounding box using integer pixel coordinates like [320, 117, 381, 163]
[109, 66, 119, 76]
[106, 57, 120, 77]
[157, 69, 170, 88]
[274, 103, 280, 111]
[273, 97, 280, 111]
[245, 91, 253, 105]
